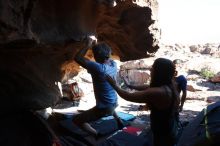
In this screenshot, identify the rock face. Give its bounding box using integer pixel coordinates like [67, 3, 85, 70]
[0, 0, 160, 113]
[119, 59, 151, 86]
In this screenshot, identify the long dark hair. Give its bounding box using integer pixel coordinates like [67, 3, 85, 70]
[150, 58, 176, 87]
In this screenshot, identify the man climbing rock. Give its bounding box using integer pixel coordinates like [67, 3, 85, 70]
[73, 35, 124, 138]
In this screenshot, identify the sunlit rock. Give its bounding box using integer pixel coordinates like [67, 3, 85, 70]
[0, 0, 160, 113]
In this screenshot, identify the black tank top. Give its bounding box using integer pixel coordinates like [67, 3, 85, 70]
[150, 85, 177, 135]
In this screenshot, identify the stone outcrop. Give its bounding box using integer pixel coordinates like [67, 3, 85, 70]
[210, 74, 220, 83]
[189, 43, 220, 57]
[119, 59, 151, 86]
[0, 0, 160, 113]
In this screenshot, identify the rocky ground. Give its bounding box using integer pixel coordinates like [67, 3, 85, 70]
[53, 43, 220, 127]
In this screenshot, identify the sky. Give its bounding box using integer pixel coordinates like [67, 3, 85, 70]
[157, 0, 220, 44]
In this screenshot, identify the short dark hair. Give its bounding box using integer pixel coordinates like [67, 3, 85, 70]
[92, 43, 112, 63]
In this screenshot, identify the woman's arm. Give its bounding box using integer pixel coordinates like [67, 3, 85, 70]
[107, 75, 158, 103]
[128, 84, 149, 91]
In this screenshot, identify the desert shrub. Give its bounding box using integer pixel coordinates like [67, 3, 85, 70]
[200, 67, 215, 79]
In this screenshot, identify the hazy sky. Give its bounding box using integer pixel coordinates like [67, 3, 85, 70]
[157, 0, 220, 44]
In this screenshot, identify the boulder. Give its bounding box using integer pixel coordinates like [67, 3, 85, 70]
[210, 74, 220, 83]
[0, 0, 160, 113]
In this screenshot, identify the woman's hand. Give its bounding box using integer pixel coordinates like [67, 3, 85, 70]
[106, 75, 117, 87]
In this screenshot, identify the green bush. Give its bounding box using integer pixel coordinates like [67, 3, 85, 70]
[200, 67, 215, 79]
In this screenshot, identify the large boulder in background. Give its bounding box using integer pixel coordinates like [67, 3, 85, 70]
[0, 0, 160, 113]
[119, 59, 151, 86]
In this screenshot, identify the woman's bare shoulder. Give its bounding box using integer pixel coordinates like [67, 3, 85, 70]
[145, 86, 172, 109]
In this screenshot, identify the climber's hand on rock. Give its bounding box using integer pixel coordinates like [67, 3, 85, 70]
[85, 35, 97, 47]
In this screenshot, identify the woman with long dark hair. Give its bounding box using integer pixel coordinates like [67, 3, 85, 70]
[107, 58, 180, 146]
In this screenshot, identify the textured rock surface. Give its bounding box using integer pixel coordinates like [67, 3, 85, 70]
[0, 0, 160, 113]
